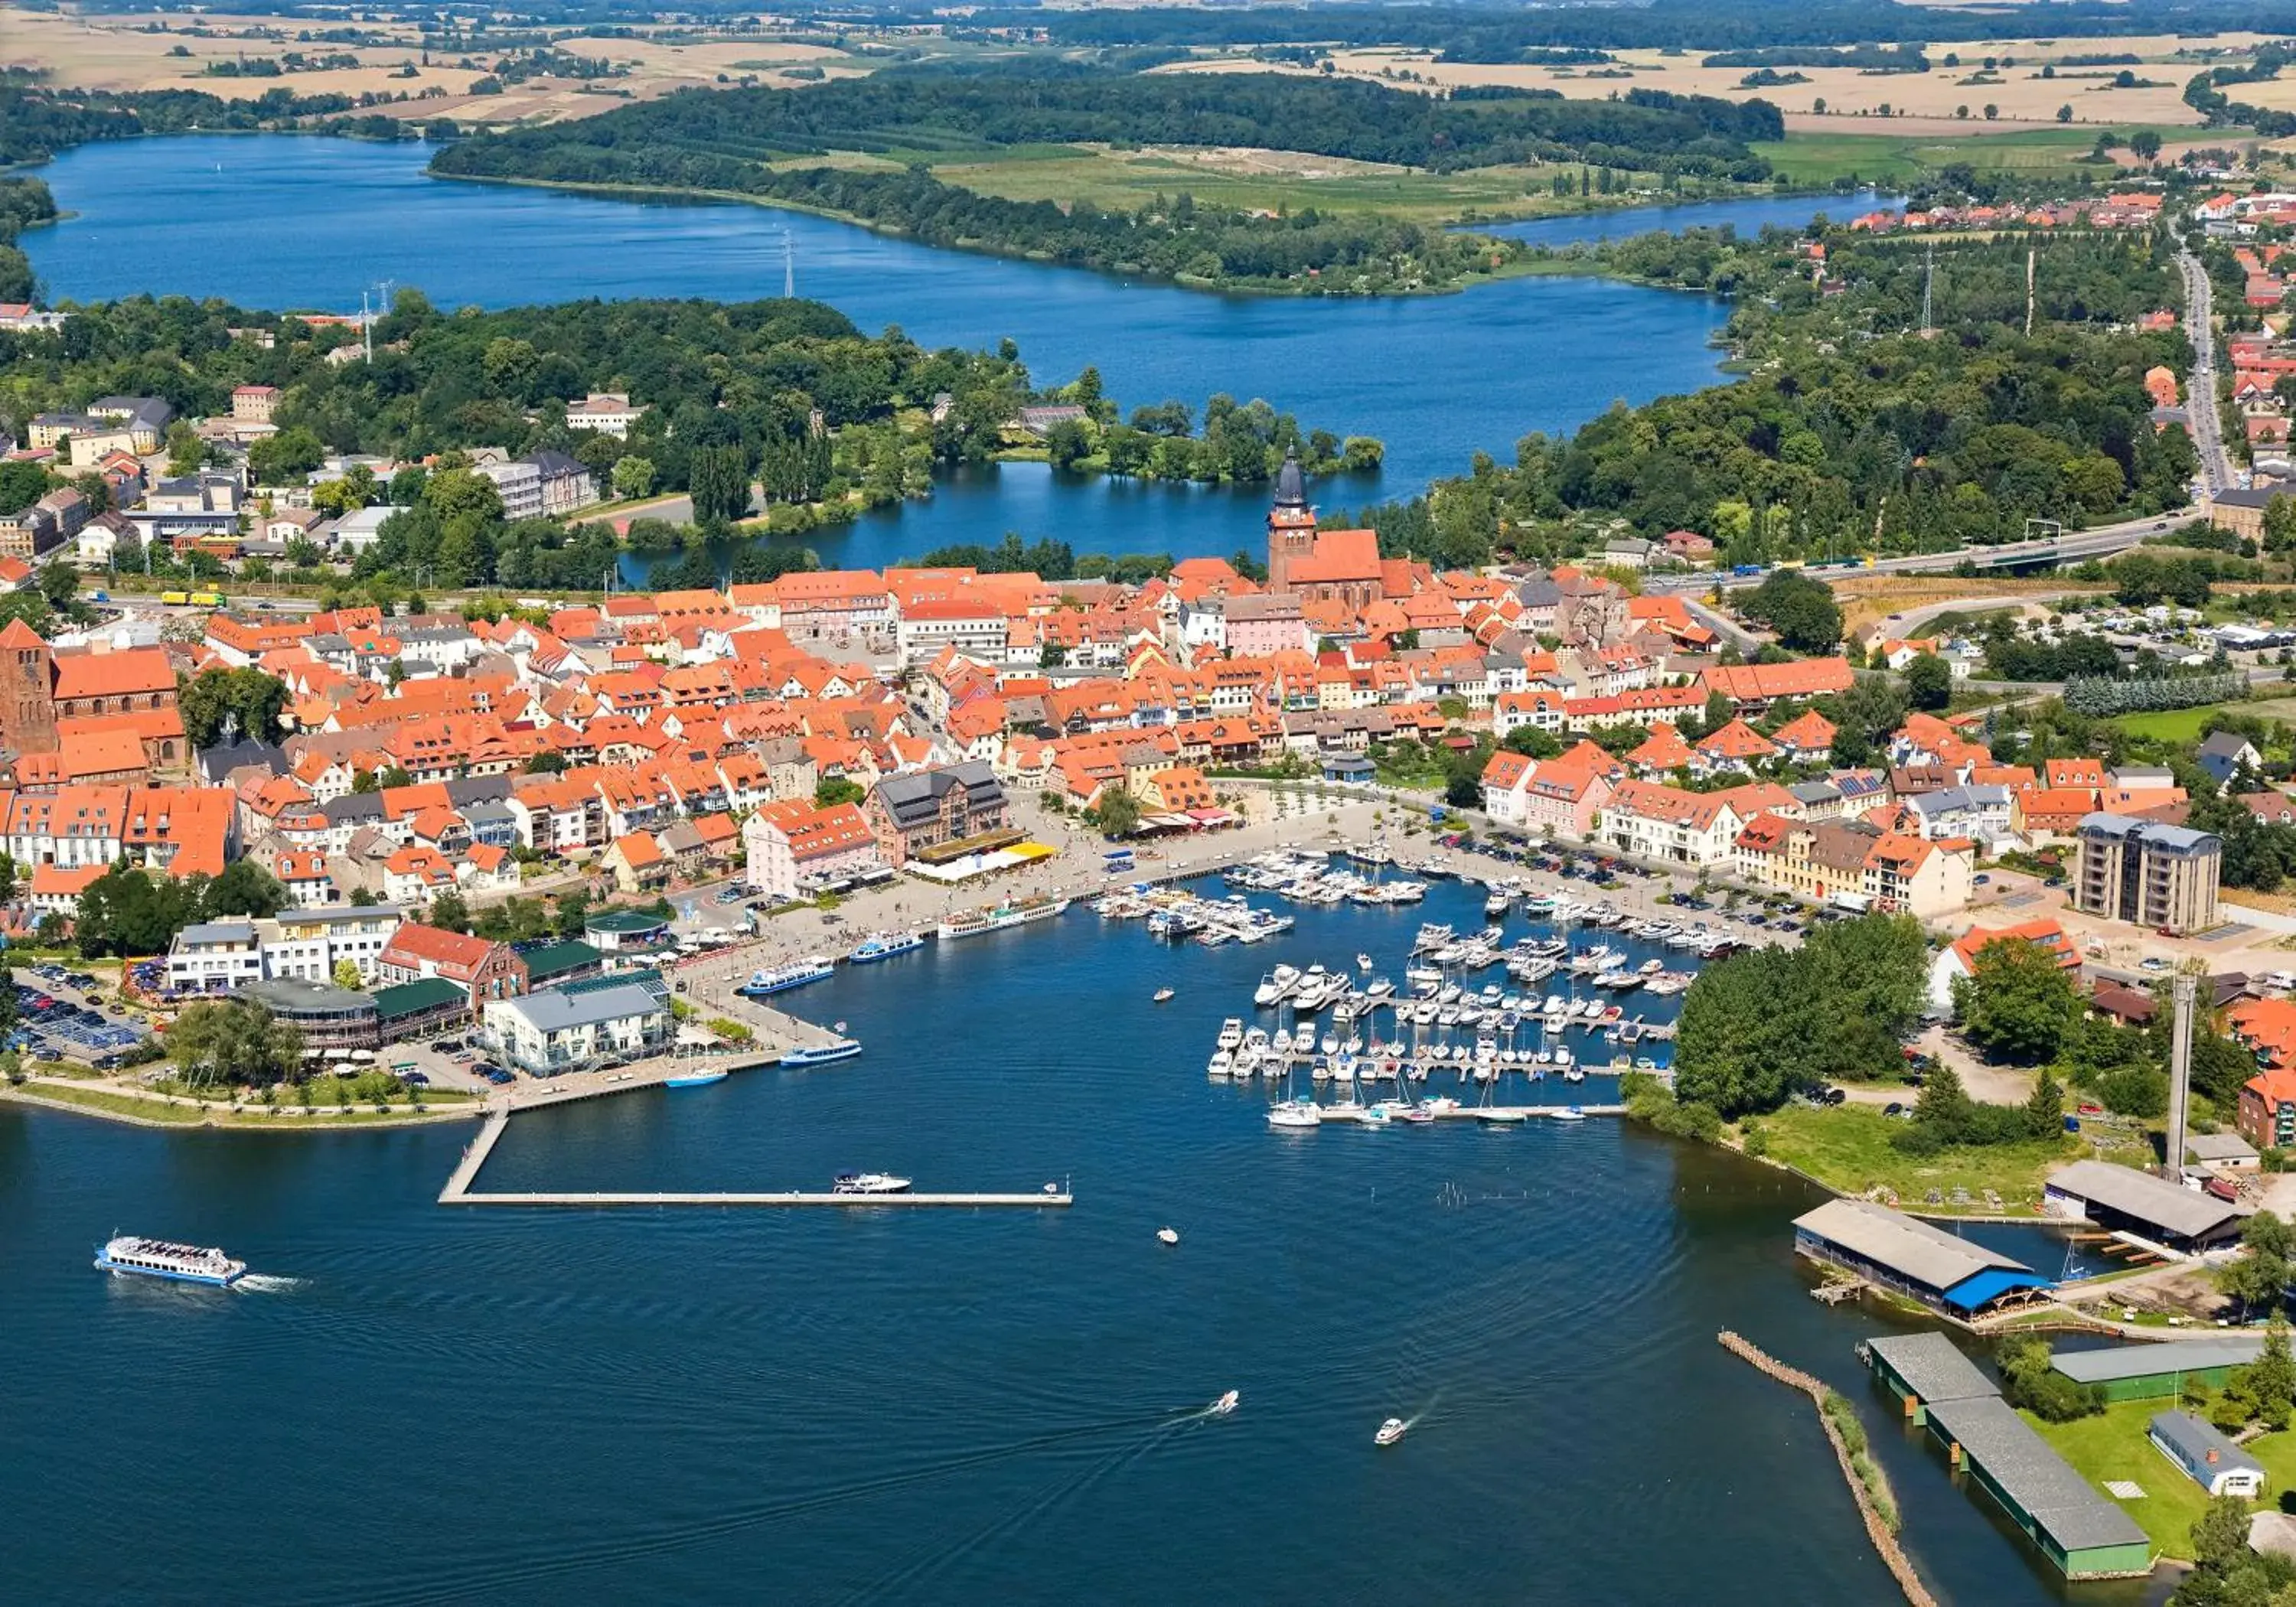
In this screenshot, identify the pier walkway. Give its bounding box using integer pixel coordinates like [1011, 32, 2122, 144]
[438, 1103, 1069, 1209]
[444, 1188, 1073, 1209]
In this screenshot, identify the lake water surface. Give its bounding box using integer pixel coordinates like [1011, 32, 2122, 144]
[2, 877, 2159, 1605]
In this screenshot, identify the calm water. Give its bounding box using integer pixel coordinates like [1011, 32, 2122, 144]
[2, 878, 2158, 1603]
[21, 136, 1763, 568]
[1474, 188, 1901, 249]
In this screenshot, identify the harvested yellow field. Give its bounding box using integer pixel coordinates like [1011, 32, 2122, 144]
[0, 5, 870, 123]
[1163, 34, 2263, 129]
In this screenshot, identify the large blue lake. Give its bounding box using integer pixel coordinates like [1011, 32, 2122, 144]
[22, 139, 1880, 570]
[4, 872, 2152, 1605]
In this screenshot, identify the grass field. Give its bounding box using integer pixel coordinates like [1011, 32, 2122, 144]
[1753, 126, 2176, 187]
[924, 142, 1602, 223]
[2029, 1399, 2296, 1558]
[1755, 1103, 2092, 1207]
[2112, 706, 2225, 743]
[1190, 37, 2236, 129]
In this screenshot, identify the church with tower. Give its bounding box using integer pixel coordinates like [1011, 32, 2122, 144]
[1264, 455, 1388, 612]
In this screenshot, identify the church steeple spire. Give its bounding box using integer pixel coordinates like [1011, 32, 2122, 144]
[1265, 452, 1317, 592]
[1273, 450, 1306, 510]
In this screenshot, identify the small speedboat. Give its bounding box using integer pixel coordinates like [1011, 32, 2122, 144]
[1211, 1390, 1239, 1416]
[1357, 953, 1375, 971]
[1157, 1227, 1181, 1246]
[1554, 1107, 1587, 1123]
[1375, 1417, 1408, 1446]
[1153, 987, 1176, 1003]
[832, 1172, 912, 1194]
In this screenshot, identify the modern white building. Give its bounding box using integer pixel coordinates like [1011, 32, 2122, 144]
[256, 907, 405, 984]
[166, 921, 265, 995]
[481, 982, 673, 1074]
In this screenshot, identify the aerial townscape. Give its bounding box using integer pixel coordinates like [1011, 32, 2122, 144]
[47, 1, 2296, 1602]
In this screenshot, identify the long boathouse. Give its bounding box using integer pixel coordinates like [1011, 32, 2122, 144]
[1792, 1198, 2054, 1320]
[1861, 1332, 2152, 1581]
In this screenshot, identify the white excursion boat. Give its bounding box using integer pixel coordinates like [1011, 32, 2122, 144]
[94, 1236, 246, 1287]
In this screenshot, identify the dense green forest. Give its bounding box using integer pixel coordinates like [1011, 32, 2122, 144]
[432, 64, 1779, 177]
[0, 85, 436, 167]
[1327, 227, 2196, 572]
[0, 178, 58, 305]
[0, 288, 1367, 589]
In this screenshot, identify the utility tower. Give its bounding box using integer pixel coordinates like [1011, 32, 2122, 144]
[1919, 243, 1936, 337]
[2166, 973, 2197, 1184]
[784, 230, 795, 300]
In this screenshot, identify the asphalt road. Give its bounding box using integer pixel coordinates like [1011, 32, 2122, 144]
[2177, 247, 2233, 497]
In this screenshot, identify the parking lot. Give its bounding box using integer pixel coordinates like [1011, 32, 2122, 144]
[11, 963, 151, 1068]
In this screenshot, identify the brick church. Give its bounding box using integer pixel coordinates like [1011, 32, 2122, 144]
[1264, 454, 1386, 611]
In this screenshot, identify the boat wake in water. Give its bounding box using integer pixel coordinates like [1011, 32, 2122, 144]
[846, 1411, 1202, 1605]
[232, 1274, 304, 1294]
[357, 1408, 1187, 1607]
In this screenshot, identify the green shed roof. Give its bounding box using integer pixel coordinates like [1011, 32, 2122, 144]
[523, 940, 602, 983]
[372, 977, 468, 1021]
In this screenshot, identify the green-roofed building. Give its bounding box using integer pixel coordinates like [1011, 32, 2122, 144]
[584, 909, 672, 951]
[373, 977, 469, 1043]
[521, 940, 604, 989]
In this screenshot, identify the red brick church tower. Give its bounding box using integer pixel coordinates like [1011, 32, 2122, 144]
[0, 618, 57, 757]
[1265, 452, 1317, 592]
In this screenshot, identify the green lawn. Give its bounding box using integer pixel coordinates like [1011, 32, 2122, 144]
[1756, 126, 2187, 187]
[2029, 1399, 2296, 1559]
[5, 1081, 474, 1127]
[1756, 1103, 2079, 1208]
[2112, 706, 2225, 743]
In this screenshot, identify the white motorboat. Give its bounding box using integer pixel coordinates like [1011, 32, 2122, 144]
[1357, 953, 1375, 971]
[1153, 986, 1176, 1003]
[1255, 965, 1300, 1007]
[1208, 1049, 1235, 1078]
[1375, 1417, 1409, 1446]
[1320, 1032, 1340, 1056]
[832, 1172, 912, 1195]
[1158, 1227, 1182, 1246]
[1554, 1107, 1588, 1123]
[1211, 1389, 1239, 1414]
[1217, 1019, 1245, 1051]
[1267, 1100, 1324, 1129]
